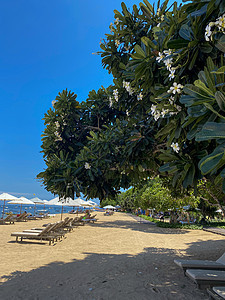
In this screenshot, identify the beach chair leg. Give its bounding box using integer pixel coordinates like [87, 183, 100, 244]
[16, 236, 18, 242]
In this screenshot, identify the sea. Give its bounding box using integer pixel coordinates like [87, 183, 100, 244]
[0, 203, 96, 218]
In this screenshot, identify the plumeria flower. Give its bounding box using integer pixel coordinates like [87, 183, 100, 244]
[151, 104, 157, 114]
[55, 121, 60, 128]
[55, 132, 62, 141]
[153, 111, 161, 121]
[161, 109, 168, 118]
[157, 23, 161, 27]
[115, 18, 119, 25]
[161, 15, 164, 21]
[169, 96, 174, 105]
[205, 24, 212, 41]
[156, 52, 164, 63]
[164, 49, 173, 57]
[109, 96, 113, 108]
[217, 14, 225, 31]
[167, 82, 184, 94]
[169, 69, 175, 80]
[137, 92, 143, 101]
[156, 8, 161, 16]
[115, 40, 120, 47]
[113, 89, 119, 102]
[84, 162, 91, 170]
[126, 110, 129, 116]
[171, 142, 180, 153]
[164, 58, 173, 70]
[52, 100, 56, 107]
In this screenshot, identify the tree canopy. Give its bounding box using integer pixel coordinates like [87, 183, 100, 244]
[38, 0, 225, 206]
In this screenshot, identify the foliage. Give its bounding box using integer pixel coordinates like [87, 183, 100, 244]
[38, 0, 225, 206]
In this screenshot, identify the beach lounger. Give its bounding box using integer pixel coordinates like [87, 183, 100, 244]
[13, 212, 28, 222]
[71, 215, 85, 226]
[186, 269, 225, 289]
[0, 214, 15, 225]
[174, 253, 225, 273]
[11, 223, 59, 245]
[207, 286, 225, 299]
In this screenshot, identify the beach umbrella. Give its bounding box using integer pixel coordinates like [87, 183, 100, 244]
[74, 197, 91, 207]
[0, 193, 19, 218]
[30, 197, 45, 215]
[86, 200, 98, 207]
[8, 197, 34, 214]
[48, 196, 82, 220]
[103, 205, 115, 210]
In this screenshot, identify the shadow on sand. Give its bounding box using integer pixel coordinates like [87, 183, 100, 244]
[1, 238, 224, 299]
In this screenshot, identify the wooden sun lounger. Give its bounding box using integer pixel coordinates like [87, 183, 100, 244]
[207, 287, 225, 299]
[71, 216, 85, 226]
[174, 253, 225, 273]
[186, 269, 225, 289]
[81, 215, 98, 223]
[0, 214, 15, 225]
[11, 223, 59, 245]
[13, 212, 28, 222]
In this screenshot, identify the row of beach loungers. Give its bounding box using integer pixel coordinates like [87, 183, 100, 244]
[10, 214, 98, 245]
[0, 211, 49, 224]
[174, 253, 225, 299]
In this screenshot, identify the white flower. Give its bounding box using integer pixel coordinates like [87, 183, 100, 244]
[161, 109, 168, 118]
[171, 142, 180, 153]
[55, 121, 60, 128]
[137, 92, 143, 101]
[164, 58, 173, 70]
[156, 8, 161, 16]
[156, 52, 164, 63]
[52, 100, 56, 107]
[151, 104, 157, 114]
[157, 23, 161, 27]
[205, 24, 212, 41]
[109, 97, 113, 108]
[55, 131, 62, 141]
[115, 18, 119, 25]
[169, 96, 174, 105]
[85, 162, 91, 170]
[161, 15, 164, 21]
[167, 82, 184, 94]
[217, 14, 225, 31]
[153, 111, 161, 121]
[169, 69, 175, 80]
[126, 110, 129, 116]
[163, 49, 172, 57]
[115, 40, 120, 47]
[113, 89, 119, 102]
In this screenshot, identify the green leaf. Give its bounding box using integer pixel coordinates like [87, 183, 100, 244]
[196, 122, 225, 141]
[167, 39, 189, 49]
[211, 66, 225, 74]
[183, 164, 195, 188]
[215, 35, 225, 53]
[199, 150, 225, 175]
[215, 91, 225, 110]
[203, 103, 225, 120]
[134, 45, 146, 58]
[179, 24, 193, 41]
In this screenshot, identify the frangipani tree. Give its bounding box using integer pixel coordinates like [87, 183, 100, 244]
[38, 0, 225, 206]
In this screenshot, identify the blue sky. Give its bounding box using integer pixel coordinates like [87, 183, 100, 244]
[0, 0, 179, 200]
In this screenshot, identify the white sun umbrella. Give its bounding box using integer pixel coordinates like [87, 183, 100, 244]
[87, 200, 98, 207]
[103, 205, 115, 210]
[0, 193, 19, 218]
[30, 197, 45, 215]
[8, 197, 34, 214]
[74, 197, 92, 207]
[49, 196, 82, 220]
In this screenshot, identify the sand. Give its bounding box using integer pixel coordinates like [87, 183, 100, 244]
[0, 212, 224, 299]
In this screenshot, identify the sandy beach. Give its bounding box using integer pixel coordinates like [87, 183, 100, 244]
[0, 212, 224, 299]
